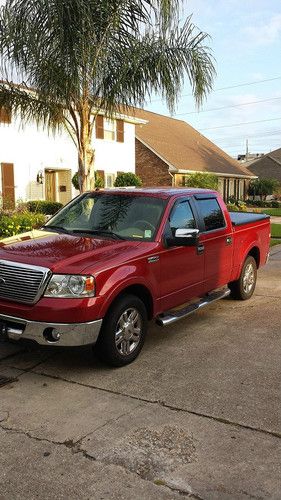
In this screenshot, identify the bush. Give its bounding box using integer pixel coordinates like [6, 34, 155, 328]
[72, 171, 104, 190]
[246, 199, 281, 208]
[114, 172, 142, 187]
[0, 212, 46, 238]
[227, 202, 247, 212]
[248, 178, 279, 200]
[27, 200, 63, 215]
[183, 172, 218, 190]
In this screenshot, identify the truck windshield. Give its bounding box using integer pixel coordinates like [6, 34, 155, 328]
[44, 193, 166, 241]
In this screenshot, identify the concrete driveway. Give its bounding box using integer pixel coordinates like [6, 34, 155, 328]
[1, 246, 281, 499]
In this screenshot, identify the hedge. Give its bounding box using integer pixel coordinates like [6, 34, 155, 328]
[0, 212, 46, 238]
[246, 200, 281, 208]
[27, 200, 63, 215]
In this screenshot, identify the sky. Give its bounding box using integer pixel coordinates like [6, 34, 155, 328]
[0, 0, 280, 159]
[145, 0, 281, 158]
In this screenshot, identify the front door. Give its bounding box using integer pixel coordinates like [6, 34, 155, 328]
[159, 198, 205, 311]
[1, 163, 15, 209]
[45, 170, 56, 201]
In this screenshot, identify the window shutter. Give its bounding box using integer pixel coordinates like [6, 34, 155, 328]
[0, 107, 11, 124]
[116, 119, 124, 143]
[95, 115, 104, 139]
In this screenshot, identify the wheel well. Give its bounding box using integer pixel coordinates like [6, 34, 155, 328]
[110, 285, 154, 320]
[247, 246, 260, 268]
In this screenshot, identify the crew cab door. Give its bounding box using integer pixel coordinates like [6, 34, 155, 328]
[159, 197, 205, 311]
[193, 194, 233, 290]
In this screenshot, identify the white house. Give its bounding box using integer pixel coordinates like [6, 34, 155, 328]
[0, 106, 145, 208]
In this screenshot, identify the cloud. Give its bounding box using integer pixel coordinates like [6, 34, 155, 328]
[244, 13, 281, 46]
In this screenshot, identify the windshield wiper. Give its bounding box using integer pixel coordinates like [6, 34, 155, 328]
[71, 229, 125, 240]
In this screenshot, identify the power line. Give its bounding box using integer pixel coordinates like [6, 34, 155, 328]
[174, 96, 281, 116]
[150, 76, 281, 103]
[199, 117, 281, 131]
[215, 130, 281, 142]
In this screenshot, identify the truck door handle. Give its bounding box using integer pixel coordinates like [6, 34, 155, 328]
[226, 236, 232, 245]
[197, 243, 205, 255]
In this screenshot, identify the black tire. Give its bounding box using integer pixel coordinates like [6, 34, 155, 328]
[229, 255, 257, 300]
[94, 294, 148, 367]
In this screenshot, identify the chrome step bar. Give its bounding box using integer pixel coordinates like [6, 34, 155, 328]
[156, 288, 231, 327]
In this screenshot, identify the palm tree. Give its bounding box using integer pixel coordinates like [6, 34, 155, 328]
[0, 0, 215, 192]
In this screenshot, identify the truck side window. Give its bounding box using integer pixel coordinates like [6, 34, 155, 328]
[197, 198, 225, 231]
[169, 200, 196, 236]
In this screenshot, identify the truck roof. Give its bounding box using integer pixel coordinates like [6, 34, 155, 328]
[93, 187, 217, 199]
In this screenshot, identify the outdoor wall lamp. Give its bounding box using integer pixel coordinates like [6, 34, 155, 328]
[36, 170, 44, 184]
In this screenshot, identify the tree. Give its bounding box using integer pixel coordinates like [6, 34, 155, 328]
[184, 172, 218, 190]
[0, 0, 215, 193]
[248, 178, 279, 201]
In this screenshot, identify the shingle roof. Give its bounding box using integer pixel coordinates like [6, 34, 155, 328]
[133, 108, 254, 178]
[248, 147, 281, 180]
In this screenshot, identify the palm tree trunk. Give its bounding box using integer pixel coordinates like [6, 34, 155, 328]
[78, 138, 95, 193]
[76, 101, 95, 193]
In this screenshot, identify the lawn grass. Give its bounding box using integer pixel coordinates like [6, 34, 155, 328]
[271, 223, 281, 238]
[270, 239, 281, 247]
[261, 208, 281, 216]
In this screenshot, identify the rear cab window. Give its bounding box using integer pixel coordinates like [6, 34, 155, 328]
[196, 198, 226, 232]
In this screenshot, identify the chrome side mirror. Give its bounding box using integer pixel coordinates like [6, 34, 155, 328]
[166, 228, 199, 247]
[175, 228, 199, 239]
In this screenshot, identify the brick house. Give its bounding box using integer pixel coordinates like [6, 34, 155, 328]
[134, 108, 255, 201]
[248, 147, 281, 182]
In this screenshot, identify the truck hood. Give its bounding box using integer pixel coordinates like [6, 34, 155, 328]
[0, 229, 145, 274]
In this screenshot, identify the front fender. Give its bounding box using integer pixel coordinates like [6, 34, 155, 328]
[95, 264, 157, 319]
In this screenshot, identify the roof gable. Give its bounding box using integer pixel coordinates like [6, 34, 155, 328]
[133, 108, 254, 178]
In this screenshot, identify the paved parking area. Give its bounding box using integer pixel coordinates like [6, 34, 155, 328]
[1, 246, 281, 499]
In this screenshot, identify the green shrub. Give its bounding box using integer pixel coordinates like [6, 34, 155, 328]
[227, 202, 247, 212]
[0, 212, 46, 238]
[72, 171, 104, 190]
[114, 172, 142, 187]
[246, 199, 281, 208]
[183, 172, 218, 190]
[27, 200, 63, 215]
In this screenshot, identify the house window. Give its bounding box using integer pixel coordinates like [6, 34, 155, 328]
[0, 107, 11, 124]
[104, 119, 116, 141]
[95, 116, 124, 142]
[105, 173, 115, 188]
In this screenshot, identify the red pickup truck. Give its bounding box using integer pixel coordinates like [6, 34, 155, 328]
[0, 188, 270, 366]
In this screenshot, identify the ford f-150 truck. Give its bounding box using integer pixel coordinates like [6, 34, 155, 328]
[0, 188, 270, 366]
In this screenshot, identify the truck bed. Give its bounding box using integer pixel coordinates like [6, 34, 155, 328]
[229, 211, 270, 226]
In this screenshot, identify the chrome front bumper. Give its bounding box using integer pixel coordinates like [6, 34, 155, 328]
[0, 313, 103, 346]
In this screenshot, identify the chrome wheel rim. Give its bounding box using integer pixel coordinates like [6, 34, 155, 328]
[115, 308, 142, 356]
[242, 263, 255, 294]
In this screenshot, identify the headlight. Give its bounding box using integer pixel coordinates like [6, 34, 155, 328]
[44, 274, 95, 298]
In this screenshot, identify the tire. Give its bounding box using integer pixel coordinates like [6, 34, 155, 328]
[229, 255, 257, 300]
[94, 294, 148, 367]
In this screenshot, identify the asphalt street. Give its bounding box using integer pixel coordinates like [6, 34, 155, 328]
[0, 245, 281, 499]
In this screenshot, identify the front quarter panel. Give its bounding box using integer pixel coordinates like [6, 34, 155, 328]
[92, 251, 161, 319]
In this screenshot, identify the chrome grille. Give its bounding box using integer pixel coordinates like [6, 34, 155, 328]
[0, 260, 51, 305]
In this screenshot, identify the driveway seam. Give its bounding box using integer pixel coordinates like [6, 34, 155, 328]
[23, 369, 281, 441]
[0, 424, 198, 499]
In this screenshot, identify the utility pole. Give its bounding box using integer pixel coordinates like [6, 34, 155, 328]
[245, 139, 249, 161]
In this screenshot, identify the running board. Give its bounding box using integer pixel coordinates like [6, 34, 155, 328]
[156, 288, 230, 327]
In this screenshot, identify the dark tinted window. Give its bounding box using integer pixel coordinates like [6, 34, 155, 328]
[169, 200, 196, 235]
[197, 198, 225, 231]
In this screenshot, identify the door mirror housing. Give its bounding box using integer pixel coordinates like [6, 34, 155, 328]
[165, 228, 199, 247]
